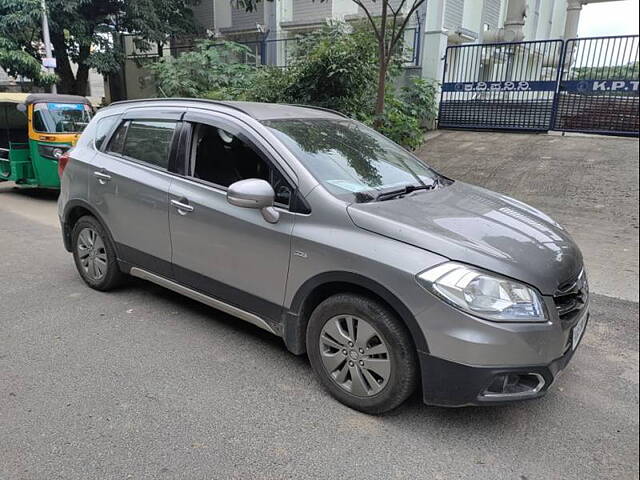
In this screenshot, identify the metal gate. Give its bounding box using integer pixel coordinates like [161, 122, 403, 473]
[554, 35, 639, 136]
[439, 39, 564, 131]
[438, 35, 639, 137]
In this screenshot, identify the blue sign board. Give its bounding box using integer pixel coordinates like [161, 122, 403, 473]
[442, 81, 558, 93]
[560, 79, 639, 95]
[48, 103, 85, 111]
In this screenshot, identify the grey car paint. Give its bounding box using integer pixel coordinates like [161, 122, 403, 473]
[169, 174, 295, 313]
[347, 181, 583, 295]
[59, 99, 588, 407]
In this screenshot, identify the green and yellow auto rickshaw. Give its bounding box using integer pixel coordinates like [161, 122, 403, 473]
[0, 93, 93, 189]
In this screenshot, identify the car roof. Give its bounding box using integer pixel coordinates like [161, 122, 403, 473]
[0, 92, 92, 106]
[108, 98, 348, 121]
[25, 93, 91, 105]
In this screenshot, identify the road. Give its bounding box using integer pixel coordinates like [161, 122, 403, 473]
[1, 160, 638, 479]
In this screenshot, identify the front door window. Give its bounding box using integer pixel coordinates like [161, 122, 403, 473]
[188, 123, 293, 207]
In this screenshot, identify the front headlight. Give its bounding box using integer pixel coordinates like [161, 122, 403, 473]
[38, 144, 69, 160]
[417, 262, 547, 323]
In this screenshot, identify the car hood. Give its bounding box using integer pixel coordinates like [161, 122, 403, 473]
[347, 181, 583, 295]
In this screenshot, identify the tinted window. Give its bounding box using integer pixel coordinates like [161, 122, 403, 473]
[122, 120, 177, 169]
[106, 121, 128, 155]
[95, 115, 120, 150]
[264, 119, 441, 202]
[189, 123, 292, 206]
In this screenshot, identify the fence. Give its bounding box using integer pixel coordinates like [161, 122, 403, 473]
[439, 35, 639, 137]
[553, 35, 639, 136]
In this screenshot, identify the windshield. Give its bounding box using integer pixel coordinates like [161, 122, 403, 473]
[263, 118, 442, 202]
[33, 102, 92, 133]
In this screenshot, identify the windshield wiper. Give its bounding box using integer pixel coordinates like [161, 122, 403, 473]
[373, 182, 437, 202]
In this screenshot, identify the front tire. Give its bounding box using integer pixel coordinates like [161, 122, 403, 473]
[306, 293, 418, 414]
[71, 215, 123, 291]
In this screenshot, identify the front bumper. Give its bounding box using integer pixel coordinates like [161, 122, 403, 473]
[419, 312, 588, 407]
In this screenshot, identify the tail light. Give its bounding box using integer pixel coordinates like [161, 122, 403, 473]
[57, 152, 71, 178]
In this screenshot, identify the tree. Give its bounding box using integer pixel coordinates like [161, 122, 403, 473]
[0, 0, 199, 95]
[234, 0, 427, 125]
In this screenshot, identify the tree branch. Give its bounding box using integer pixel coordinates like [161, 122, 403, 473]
[351, 0, 381, 41]
[388, 0, 426, 58]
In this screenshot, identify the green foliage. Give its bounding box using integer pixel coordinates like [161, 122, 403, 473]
[0, 0, 199, 94]
[373, 77, 439, 149]
[282, 22, 379, 119]
[399, 76, 439, 125]
[376, 95, 424, 150]
[0, 37, 56, 87]
[150, 41, 257, 98]
[572, 61, 639, 80]
[149, 22, 438, 149]
[244, 66, 295, 103]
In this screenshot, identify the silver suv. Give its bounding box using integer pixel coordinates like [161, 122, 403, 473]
[58, 100, 589, 414]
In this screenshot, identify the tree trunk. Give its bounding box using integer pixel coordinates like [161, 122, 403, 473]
[74, 45, 92, 96]
[373, 0, 389, 128]
[374, 56, 388, 122]
[50, 33, 76, 94]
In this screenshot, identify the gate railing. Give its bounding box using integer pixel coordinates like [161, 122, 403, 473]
[438, 35, 639, 137]
[553, 35, 639, 136]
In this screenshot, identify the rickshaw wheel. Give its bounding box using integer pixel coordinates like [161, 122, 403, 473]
[72, 215, 124, 291]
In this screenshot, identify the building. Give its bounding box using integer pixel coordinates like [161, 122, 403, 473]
[188, 0, 614, 82]
[113, 0, 619, 100]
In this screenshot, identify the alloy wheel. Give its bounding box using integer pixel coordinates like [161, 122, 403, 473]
[319, 315, 391, 397]
[76, 227, 108, 281]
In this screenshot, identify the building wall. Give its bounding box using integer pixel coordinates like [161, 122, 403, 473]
[230, 2, 264, 31]
[356, 0, 404, 18]
[191, 0, 215, 30]
[292, 0, 333, 24]
[443, 0, 464, 30]
[482, 0, 502, 30]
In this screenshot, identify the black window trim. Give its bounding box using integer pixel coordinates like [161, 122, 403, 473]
[104, 118, 181, 174]
[94, 113, 123, 152]
[178, 115, 300, 211]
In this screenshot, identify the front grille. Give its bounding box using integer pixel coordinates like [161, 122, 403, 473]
[554, 269, 589, 326]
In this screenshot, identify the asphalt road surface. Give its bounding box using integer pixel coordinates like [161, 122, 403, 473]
[1, 173, 638, 479]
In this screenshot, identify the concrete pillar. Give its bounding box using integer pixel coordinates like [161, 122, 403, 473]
[550, 0, 568, 38]
[462, 0, 484, 35]
[420, 0, 448, 82]
[537, 0, 554, 40]
[564, 0, 582, 39]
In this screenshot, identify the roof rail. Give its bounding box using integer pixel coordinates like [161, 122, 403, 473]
[286, 104, 349, 118]
[107, 97, 255, 118]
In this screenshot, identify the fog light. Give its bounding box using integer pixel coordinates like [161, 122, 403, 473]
[480, 373, 545, 399]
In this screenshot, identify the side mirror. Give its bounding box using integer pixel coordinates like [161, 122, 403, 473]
[227, 179, 280, 224]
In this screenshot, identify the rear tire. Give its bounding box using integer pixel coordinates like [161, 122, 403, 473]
[306, 293, 418, 414]
[71, 215, 123, 291]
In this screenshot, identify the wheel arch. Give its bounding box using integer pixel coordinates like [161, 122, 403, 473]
[62, 200, 118, 257]
[283, 272, 429, 357]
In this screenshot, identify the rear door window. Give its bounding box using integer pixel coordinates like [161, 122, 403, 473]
[105, 121, 128, 155]
[95, 115, 120, 150]
[122, 120, 177, 170]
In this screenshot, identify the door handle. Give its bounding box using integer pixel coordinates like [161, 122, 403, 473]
[93, 171, 111, 184]
[171, 199, 194, 214]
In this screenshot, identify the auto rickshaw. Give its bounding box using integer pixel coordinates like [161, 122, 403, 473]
[0, 93, 93, 189]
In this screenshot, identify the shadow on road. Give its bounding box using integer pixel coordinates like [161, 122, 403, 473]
[0, 185, 60, 201]
[117, 275, 540, 425]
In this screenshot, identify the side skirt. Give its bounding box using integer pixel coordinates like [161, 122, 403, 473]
[129, 267, 279, 336]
